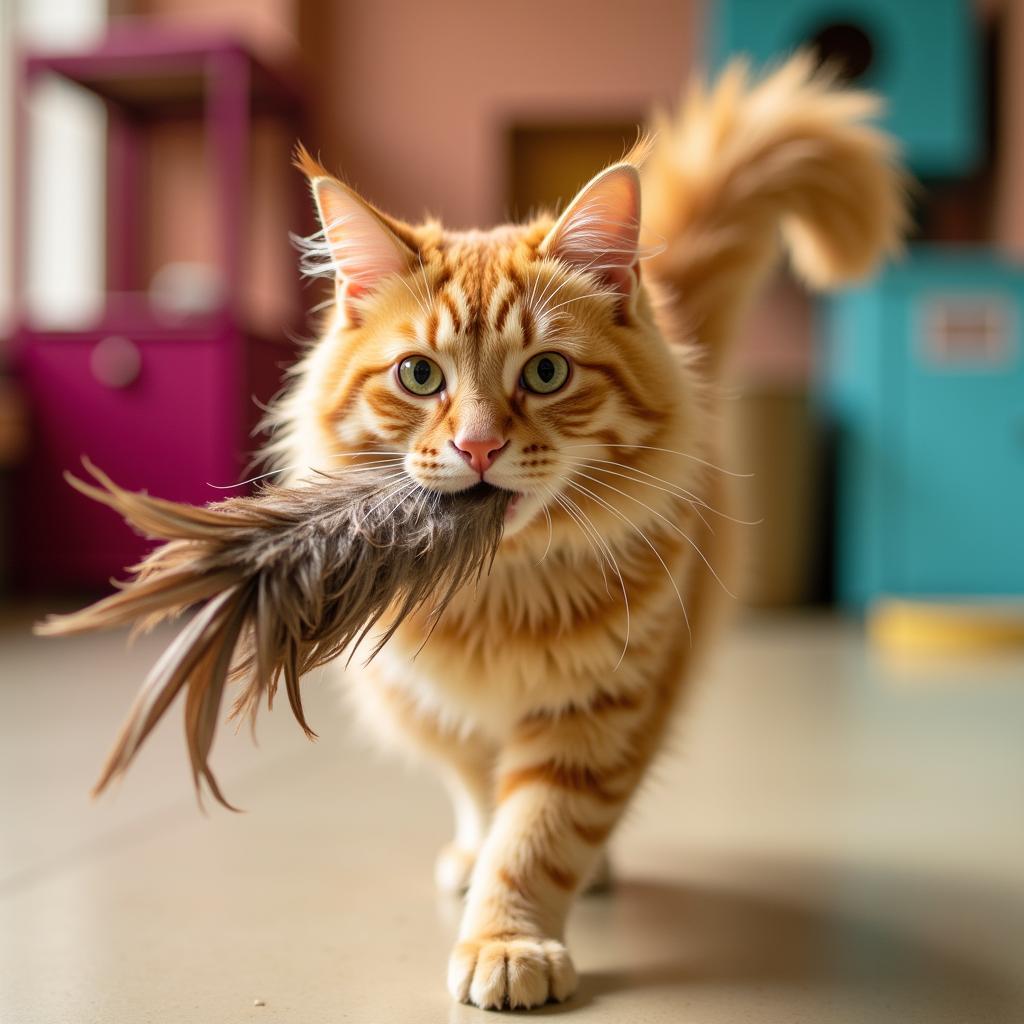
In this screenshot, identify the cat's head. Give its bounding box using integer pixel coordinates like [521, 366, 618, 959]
[279, 146, 696, 541]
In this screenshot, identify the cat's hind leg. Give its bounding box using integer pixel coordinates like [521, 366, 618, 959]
[349, 667, 495, 893]
[433, 746, 495, 893]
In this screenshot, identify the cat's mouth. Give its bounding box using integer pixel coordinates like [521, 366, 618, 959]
[454, 482, 522, 522]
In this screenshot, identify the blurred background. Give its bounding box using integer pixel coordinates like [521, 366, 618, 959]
[0, 0, 1022, 613]
[0, 2, 1022, 1022]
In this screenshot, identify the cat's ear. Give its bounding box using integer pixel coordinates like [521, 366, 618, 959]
[296, 147, 414, 325]
[540, 163, 641, 303]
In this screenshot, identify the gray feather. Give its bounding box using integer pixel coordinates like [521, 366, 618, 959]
[36, 459, 510, 808]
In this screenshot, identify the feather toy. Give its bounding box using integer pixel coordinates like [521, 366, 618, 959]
[35, 460, 510, 808]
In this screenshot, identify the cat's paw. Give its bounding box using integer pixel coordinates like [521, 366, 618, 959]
[447, 935, 577, 1009]
[434, 842, 476, 894]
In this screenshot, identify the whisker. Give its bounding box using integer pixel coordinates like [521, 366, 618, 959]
[563, 454, 710, 506]
[529, 265, 564, 318]
[538, 498, 554, 565]
[565, 478, 690, 644]
[569, 469, 737, 600]
[394, 271, 431, 318]
[534, 242, 660, 318]
[531, 268, 588, 320]
[356, 475, 417, 529]
[524, 267, 541, 318]
[359, 468, 412, 496]
[208, 455, 407, 490]
[573, 457, 764, 527]
[208, 466, 297, 490]
[384, 477, 421, 519]
[543, 485, 610, 596]
[544, 291, 616, 315]
[415, 251, 434, 312]
[562, 455, 762, 529]
[558, 490, 630, 669]
[558, 456, 714, 533]
[331, 446, 407, 457]
[563, 443, 754, 478]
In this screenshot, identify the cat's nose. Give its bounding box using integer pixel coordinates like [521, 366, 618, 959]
[451, 436, 507, 475]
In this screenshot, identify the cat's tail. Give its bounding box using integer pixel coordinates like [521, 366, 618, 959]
[640, 54, 910, 369]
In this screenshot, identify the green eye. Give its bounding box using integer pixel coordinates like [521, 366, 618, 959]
[398, 356, 445, 396]
[521, 352, 570, 395]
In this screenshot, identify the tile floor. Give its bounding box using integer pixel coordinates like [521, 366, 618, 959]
[1, 607, 1023, 1023]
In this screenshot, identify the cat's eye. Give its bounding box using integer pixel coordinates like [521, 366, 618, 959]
[398, 356, 445, 396]
[520, 352, 570, 395]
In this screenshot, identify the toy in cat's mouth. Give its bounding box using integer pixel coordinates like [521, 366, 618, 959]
[448, 481, 522, 521]
[35, 460, 511, 808]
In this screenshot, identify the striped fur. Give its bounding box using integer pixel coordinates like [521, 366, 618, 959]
[275, 58, 907, 1010]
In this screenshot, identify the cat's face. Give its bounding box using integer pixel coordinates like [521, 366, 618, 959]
[285, 151, 692, 541]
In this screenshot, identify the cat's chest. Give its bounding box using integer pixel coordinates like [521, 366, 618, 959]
[364, 543, 685, 738]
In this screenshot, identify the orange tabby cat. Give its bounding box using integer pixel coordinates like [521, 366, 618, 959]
[271, 57, 907, 1010]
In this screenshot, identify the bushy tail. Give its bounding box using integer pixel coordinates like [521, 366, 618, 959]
[640, 55, 910, 368]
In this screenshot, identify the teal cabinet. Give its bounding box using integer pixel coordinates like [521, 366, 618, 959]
[823, 251, 1024, 605]
[709, 0, 981, 177]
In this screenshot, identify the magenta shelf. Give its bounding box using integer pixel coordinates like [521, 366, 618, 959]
[10, 27, 307, 592]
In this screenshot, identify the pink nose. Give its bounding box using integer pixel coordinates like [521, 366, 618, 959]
[452, 436, 506, 474]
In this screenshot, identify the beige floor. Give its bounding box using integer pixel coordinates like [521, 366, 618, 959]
[1, 607, 1023, 1023]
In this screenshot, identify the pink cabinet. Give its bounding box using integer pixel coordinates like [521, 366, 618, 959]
[14, 323, 288, 588]
[10, 29, 306, 590]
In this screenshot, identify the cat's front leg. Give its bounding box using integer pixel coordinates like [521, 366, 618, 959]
[447, 688, 658, 1009]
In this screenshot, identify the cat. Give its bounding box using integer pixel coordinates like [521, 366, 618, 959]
[269, 56, 907, 1010]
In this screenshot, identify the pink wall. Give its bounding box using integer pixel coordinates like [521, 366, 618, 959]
[126, 0, 1024, 383]
[995, 0, 1024, 258]
[315, 0, 700, 227]
[142, 0, 297, 57]
[130, 0, 700, 333]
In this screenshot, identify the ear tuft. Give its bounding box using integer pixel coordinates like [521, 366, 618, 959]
[310, 178, 412, 294]
[292, 141, 330, 181]
[540, 163, 642, 298]
[294, 159, 415, 325]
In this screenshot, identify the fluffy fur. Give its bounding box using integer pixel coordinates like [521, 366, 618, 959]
[642, 55, 908, 368]
[267, 56, 907, 1011]
[36, 460, 509, 807]
[49, 56, 908, 1012]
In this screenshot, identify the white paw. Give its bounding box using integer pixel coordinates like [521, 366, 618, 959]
[447, 935, 577, 1010]
[434, 842, 476, 894]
